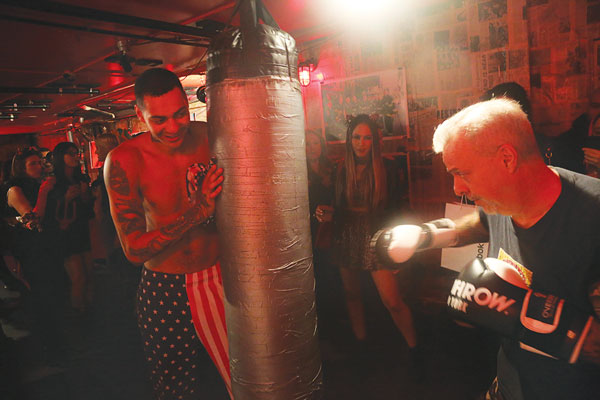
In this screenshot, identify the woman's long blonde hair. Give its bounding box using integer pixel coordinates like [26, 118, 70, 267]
[335, 114, 387, 210]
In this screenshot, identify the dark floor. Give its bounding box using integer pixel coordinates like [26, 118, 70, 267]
[1, 251, 498, 400]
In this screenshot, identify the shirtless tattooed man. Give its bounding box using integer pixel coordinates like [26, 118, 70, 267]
[104, 68, 231, 399]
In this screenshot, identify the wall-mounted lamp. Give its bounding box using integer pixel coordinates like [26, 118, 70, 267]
[299, 64, 312, 87]
[298, 59, 318, 87]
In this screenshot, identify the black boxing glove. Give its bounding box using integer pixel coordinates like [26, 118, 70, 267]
[371, 218, 458, 265]
[447, 258, 594, 364]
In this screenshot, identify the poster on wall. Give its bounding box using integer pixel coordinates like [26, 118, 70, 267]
[594, 39, 600, 89]
[320, 68, 409, 142]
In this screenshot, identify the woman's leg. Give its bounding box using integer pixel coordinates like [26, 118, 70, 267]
[371, 269, 417, 348]
[81, 251, 94, 306]
[64, 254, 86, 312]
[339, 268, 367, 341]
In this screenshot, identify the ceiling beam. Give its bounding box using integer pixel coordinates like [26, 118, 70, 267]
[1, 0, 217, 38]
[0, 14, 209, 47]
[0, 87, 101, 95]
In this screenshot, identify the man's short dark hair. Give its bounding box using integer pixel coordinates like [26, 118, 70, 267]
[134, 68, 185, 109]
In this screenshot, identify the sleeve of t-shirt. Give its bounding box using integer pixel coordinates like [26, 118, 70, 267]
[478, 207, 490, 232]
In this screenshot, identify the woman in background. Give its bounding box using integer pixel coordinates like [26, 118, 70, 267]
[316, 114, 417, 356]
[5, 147, 65, 363]
[306, 130, 334, 242]
[49, 142, 94, 315]
[91, 134, 120, 265]
[306, 130, 345, 340]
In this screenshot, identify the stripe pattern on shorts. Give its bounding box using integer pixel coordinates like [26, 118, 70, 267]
[186, 262, 232, 398]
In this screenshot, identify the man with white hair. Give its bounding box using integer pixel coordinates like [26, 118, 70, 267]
[373, 98, 600, 399]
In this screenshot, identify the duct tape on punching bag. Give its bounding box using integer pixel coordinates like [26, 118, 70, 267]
[206, 20, 323, 400]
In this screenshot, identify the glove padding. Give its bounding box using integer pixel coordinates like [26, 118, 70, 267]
[447, 258, 594, 364]
[371, 218, 458, 265]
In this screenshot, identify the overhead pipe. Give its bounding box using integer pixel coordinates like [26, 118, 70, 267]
[178, 2, 236, 26]
[207, 0, 323, 398]
[0, 14, 209, 48]
[80, 105, 116, 119]
[0, 87, 100, 95]
[1, 0, 218, 38]
[0, 103, 51, 110]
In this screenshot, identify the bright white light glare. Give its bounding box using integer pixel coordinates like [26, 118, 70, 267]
[299, 67, 311, 86]
[325, 0, 398, 25]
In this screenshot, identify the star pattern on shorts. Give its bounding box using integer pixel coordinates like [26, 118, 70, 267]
[138, 269, 228, 400]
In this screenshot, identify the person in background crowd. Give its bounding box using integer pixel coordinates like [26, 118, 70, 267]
[91, 134, 120, 265]
[0, 159, 27, 295]
[534, 87, 600, 175]
[40, 148, 53, 178]
[5, 147, 66, 364]
[306, 130, 335, 243]
[48, 142, 94, 316]
[316, 114, 418, 360]
[305, 130, 344, 341]
[0, 159, 21, 398]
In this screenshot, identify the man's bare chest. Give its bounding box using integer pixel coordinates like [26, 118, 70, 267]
[138, 152, 209, 215]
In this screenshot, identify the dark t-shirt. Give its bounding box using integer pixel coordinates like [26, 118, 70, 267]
[480, 167, 600, 399]
[4, 177, 39, 217]
[2, 178, 40, 252]
[46, 174, 93, 256]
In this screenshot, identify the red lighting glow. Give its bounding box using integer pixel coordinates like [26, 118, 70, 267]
[106, 62, 126, 87]
[89, 141, 102, 169]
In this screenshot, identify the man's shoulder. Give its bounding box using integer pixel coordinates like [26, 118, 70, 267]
[107, 133, 148, 164]
[556, 167, 600, 200]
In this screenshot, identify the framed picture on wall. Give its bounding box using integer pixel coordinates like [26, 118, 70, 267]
[320, 67, 409, 142]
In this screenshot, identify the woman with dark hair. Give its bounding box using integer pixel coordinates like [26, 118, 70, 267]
[6, 147, 56, 253]
[4, 147, 66, 363]
[48, 141, 94, 315]
[306, 130, 335, 242]
[315, 114, 417, 355]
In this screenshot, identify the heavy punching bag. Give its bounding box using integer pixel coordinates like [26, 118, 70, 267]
[205, 1, 323, 399]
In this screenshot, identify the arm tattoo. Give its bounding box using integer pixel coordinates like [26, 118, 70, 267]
[127, 202, 212, 261]
[108, 157, 214, 262]
[114, 197, 146, 235]
[107, 160, 145, 235]
[108, 160, 130, 196]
